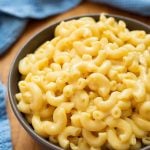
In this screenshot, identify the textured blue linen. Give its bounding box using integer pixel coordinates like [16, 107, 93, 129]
[0, 0, 81, 55]
[0, 13, 28, 54]
[0, 82, 12, 150]
[91, 0, 150, 16]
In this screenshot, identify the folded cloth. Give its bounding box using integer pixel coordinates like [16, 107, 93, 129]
[0, 82, 12, 150]
[0, 13, 28, 55]
[91, 0, 150, 16]
[0, 0, 81, 55]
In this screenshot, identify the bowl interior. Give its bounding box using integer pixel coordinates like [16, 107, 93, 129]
[8, 14, 150, 150]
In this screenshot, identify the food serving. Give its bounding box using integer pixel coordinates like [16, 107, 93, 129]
[16, 14, 150, 150]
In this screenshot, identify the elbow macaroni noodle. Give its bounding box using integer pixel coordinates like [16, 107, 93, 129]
[16, 14, 150, 150]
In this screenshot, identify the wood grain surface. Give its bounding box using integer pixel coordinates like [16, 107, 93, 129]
[0, 1, 150, 150]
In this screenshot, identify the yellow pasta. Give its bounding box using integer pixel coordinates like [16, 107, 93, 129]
[16, 14, 150, 149]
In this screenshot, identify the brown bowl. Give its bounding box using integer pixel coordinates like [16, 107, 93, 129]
[8, 14, 150, 150]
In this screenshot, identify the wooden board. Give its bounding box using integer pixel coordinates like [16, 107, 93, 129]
[0, 1, 150, 150]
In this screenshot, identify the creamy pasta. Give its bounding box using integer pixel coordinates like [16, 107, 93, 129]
[16, 14, 150, 150]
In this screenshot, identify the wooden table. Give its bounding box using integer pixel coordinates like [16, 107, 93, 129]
[0, 1, 150, 150]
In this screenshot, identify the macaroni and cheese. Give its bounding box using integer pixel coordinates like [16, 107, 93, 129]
[16, 14, 150, 150]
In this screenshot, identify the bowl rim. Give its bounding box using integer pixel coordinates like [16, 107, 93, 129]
[8, 13, 150, 150]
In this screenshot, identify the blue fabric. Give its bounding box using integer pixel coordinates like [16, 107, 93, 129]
[91, 0, 150, 16]
[0, 13, 28, 54]
[0, 82, 12, 150]
[0, 0, 81, 55]
[0, 0, 81, 19]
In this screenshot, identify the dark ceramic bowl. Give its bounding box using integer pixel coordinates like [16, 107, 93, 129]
[8, 14, 150, 150]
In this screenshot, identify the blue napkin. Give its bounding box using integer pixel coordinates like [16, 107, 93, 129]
[0, 0, 81, 55]
[91, 0, 150, 16]
[0, 82, 12, 150]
